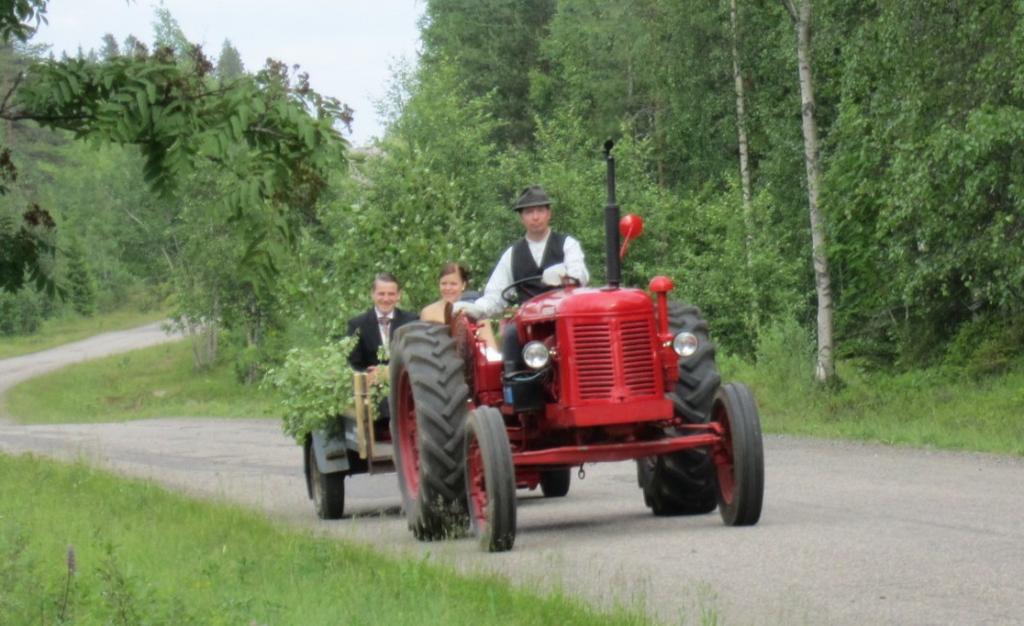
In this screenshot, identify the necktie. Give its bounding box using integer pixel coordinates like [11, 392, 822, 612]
[378, 315, 391, 341]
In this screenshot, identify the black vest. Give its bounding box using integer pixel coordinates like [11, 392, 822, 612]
[511, 232, 566, 302]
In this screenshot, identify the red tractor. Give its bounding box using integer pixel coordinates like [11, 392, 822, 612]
[388, 142, 764, 551]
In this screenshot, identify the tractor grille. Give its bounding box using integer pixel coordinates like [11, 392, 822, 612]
[620, 320, 658, 396]
[573, 320, 657, 400]
[574, 324, 615, 399]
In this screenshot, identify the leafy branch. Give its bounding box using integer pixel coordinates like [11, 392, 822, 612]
[264, 337, 359, 443]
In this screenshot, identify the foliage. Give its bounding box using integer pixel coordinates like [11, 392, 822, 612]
[391, 0, 1024, 371]
[264, 337, 358, 442]
[421, 0, 556, 146]
[0, 286, 44, 335]
[12, 44, 348, 217]
[0, 0, 46, 44]
[63, 235, 96, 315]
[98, 33, 120, 60]
[294, 59, 513, 340]
[720, 323, 1024, 457]
[509, 112, 805, 354]
[753, 316, 816, 388]
[215, 39, 245, 82]
[534, 0, 736, 189]
[164, 161, 288, 375]
[943, 312, 1024, 380]
[0, 204, 57, 294]
[6, 0, 1024, 398]
[822, 0, 1024, 363]
[1, 6, 350, 319]
[1, 41, 61, 295]
[1, 6, 353, 388]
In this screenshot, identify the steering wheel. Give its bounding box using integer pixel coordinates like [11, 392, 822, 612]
[500, 275, 543, 305]
[500, 274, 583, 305]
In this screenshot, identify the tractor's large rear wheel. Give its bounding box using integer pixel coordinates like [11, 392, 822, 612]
[638, 302, 721, 515]
[465, 406, 516, 552]
[390, 322, 471, 540]
[712, 383, 764, 526]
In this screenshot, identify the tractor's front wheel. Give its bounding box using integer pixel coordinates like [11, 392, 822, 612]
[712, 383, 764, 526]
[390, 322, 471, 540]
[465, 406, 516, 552]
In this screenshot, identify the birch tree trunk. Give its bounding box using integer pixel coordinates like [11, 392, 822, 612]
[731, 0, 760, 339]
[781, 0, 836, 383]
[730, 0, 753, 218]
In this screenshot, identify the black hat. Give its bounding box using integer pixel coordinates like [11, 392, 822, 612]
[513, 185, 552, 211]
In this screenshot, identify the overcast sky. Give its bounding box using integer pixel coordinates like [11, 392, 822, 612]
[32, 0, 426, 146]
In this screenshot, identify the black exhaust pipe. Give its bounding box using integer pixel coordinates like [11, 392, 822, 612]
[604, 139, 620, 289]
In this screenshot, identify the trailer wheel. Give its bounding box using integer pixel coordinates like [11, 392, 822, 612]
[712, 383, 764, 526]
[307, 441, 345, 519]
[539, 468, 571, 498]
[465, 406, 516, 552]
[638, 302, 720, 515]
[390, 322, 471, 540]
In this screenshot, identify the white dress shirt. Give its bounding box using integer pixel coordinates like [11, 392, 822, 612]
[474, 230, 589, 318]
[374, 308, 394, 345]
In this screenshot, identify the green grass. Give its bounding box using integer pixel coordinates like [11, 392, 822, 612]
[0, 308, 168, 360]
[6, 340, 282, 424]
[720, 354, 1024, 456]
[0, 453, 651, 626]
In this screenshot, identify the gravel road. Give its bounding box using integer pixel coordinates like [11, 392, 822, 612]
[1, 326, 1022, 625]
[0, 321, 183, 407]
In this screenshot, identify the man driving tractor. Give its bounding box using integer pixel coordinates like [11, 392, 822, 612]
[455, 185, 590, 373]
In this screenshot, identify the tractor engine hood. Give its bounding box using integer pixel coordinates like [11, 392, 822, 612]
[517, 287, 653, 323]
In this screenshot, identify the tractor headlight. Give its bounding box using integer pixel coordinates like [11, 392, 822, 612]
[522, 341, 551, 370]
[672, 332, 699, 358]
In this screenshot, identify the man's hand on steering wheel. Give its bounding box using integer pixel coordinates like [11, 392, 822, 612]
[451, 300, 485, 319]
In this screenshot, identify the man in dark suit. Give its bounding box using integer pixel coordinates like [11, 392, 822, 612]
[346, 272, 418, 380]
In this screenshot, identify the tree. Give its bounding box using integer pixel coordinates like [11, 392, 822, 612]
[151, 7, 191, 59]
[216, 39, 245, 82]
[534, 0, 738, 190]
[727, 0, 759, 336]
[815, 0, 1024, 365]
[322, 59, 509, 322]
[729, 0, 753, 217]
[1, 2, 351, 297]
[421, 0, 555, 146]
[781, 0, 835, 384]
[1, 35, 58, 294]
[0, 204, 56, 294]
[122, 34, 144, 57]
[534, 0, 660, 142]
[0, 1, 46, 44]
[63, 235, 96, 315]
[99, 33, 119, 60]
